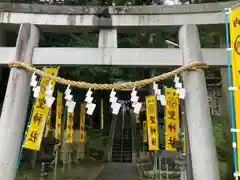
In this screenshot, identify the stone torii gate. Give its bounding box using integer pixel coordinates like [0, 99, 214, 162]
[0, 1, 237, 180]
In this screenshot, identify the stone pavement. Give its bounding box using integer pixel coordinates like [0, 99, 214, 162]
[73, 160, 104, 180]
[97, 163, 141, 180]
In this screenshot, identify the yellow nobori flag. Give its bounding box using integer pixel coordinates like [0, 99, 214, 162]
[145, 96, 159, 151]
[136, 114, 140, 124]
[80, 104, 86, 143]
[230, 8, 240, 172]
[66, 112, 74, 144]
[165, 88, 180, 151]
[43, 67, 60, 138]
[143, 121, 148, 143]
[44, 109, 51, 138]
[24, 67, 59, 150]
[55, 92, 63, 139]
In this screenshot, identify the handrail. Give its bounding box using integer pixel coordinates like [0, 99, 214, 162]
[120, 105, 125, 162]
[106, 115, 117, 161]
[131, 111, 137, 163]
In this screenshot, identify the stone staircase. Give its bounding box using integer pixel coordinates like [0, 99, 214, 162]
[112, 105, 132, 163]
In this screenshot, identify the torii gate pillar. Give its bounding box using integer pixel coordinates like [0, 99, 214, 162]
[179, 24, 220, 180]
[0, 24, 39, 180]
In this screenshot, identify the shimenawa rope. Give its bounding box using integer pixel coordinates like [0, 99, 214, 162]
[8, 60, 208, 90]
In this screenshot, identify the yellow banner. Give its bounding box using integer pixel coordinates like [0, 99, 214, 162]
[44, 67, 60, 137]
[66, 112, 74, 144]
[165, 88, 180, 151]
[146, 96, 159, 151]
[24, 67, 59, 150]
[136, 114, 140, 123]
[230, 8, 240, 171]
[143, 121, 148, 143]
[55, 92, 63, 139]
[80, 104, 86, 143]
[44, 109, 51, 138]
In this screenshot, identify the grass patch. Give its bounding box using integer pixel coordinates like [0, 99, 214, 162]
[16, 163, 85, 180]
[219, 161, 228, 180]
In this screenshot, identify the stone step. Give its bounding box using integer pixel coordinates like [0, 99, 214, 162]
[113, 139, 132, 142]
[112, 159, 132, 163]
[112, 156, 132, 161]
[112, 155, 132, 160]
[112, 155, 133, 159]
[112, 144, 132, 148]
[112, 150, 132, 154]
[174, 159, 187, 166]
[113, 143, 132, 147]
[112, 151, 133, 155]
[113, 143, 132, 146]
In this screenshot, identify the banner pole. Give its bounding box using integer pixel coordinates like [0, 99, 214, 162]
[16, 98, 36, 170]
[101, 98, 104, 129]
[224, 8, 239, 176]
[53, 147, 59, 180]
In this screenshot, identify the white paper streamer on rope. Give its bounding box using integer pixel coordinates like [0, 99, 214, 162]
[110, 89, 118, 104]
[45, 81, 55, 108]
[153, 82, 166, 106]
[30, 73, 38, 87]
[174, 75, 186, 100]
[134, 102, 142, 114]
[160, 94, 166, 106]
[64, 85, 76, 113]
[85, 88, 96, 115]
[45, 81, 53, 97]
[67, 100, 76, 113]
[85, 95, 93, 104]
[30, 72, 40, 98]
[112, 102, 121, 115]
[130, 87, 142, 114]
[86, 103, 96, 115]
[174, 74, 180, 84]
[153, 82, 158, 92]
[33, 86, 40, 98]
[177, 88, 186, 100]
[65, 85, 71, 95]
[155, 88, 161, 102]
[109, 89, 121, 115]
[153, 82, 161, 96]
[46, 96, 55, 108]
[131, 95, 139, 104]
[64, 85, 72, 102]
[175, 82, 183, 89]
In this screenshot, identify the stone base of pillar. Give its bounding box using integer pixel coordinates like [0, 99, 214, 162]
[137, 151, 150, 164]
[60, 144, 70, 163]
[132, 152, 137, 164]
[78, 143, 85, 159]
